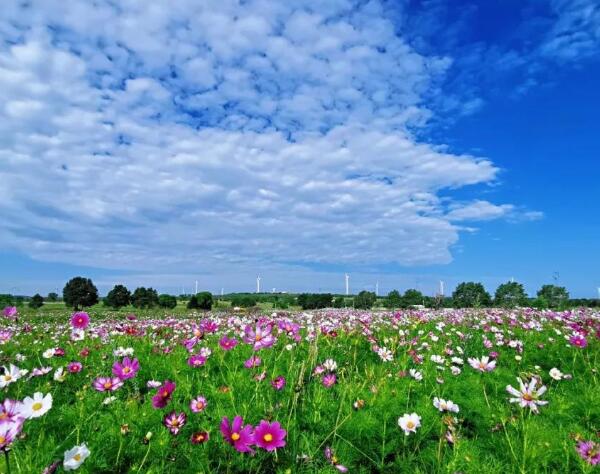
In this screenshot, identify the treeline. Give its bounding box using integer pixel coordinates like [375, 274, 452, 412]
[2, 277, 598, 312]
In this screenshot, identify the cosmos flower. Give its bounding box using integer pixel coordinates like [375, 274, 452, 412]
[21, 392, 53, 419]
[70, 312, 90, 329]
[152, 380, 176, 409]
[0, 364, 23, 387]
[323, 359, 337, 372]
[2, 306, 17, 320]
[190, 431, 210, 444]
[63, 443, 90, 471]
[112, 357, 140, 379]
[433, 397, 459, 413]
[398, 413, 421, 435]
[322, 373, 337, 388]
[409, 369, 423, 381]
[220, 416, 255, 453]
[0, 419, 23, 449]
[163, 411, 186, 435]
[243, 323, 276, 351]
[324, 446, 348, 472]
[54, 367, 66, 382]
[271, 376, 286, 391]
[506, 377, 548, 413]
[244, 355, 262, 368]
[93, 376, 123, 392]
[576, 440, 600, 465]
[219, 336, 238, 351]
[0, 399, 24, 425]
[188, 354, 207, 367]
[549, 368, 563, 380]
[0, 330, 12, 344]
[377, 347, 393, 362]
[190, 396, 207, 413]
[254, 420, 287, 451]
[67, 362, 83, 374]
[569, 334, 587, 348]
[468, 356, 496, 372]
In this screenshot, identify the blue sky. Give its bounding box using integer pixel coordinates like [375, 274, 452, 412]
[0, 0, 598, 297]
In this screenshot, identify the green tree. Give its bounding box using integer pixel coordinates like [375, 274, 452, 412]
[230, 295, 257, 308]
[29, 293, 44, 309]
[63, 277, 99, 310]
[105, 284, 131, 309]
[131, 287, 159, 309]
[354, 290, 376, 309]
[187, 295, 199, 309]
[537, 284, 569, 308]
[47, 292, 59, 302]
[403, 289, 424, 307]
[494, 281, 528, 308]
[385, 290, 402, 309]
[333, 296, 345, 308]
[452, 282, 491, 308]
[158, 294, 177, 309]
[0, 294, 14, 307]
[196, 292, 213, 310]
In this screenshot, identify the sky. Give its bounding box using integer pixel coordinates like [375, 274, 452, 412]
[0, 0, 598, 298]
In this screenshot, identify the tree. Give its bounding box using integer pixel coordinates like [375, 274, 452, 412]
[537, 284, 569, 308]
[297, 293, 333, 310]
[105, 284, 131, 309]
[354, 291, 376, 310]
[230, 295, 257, 308]
[131, 287, 159, 309]
[403, 289, 424, 307]
[384, 290, 402, 309]
[196, 292, 213, 310]
[452, 282, 491, 308]
[494, 281, 527, 308]
[158, 294, 177, 309]
[29, 293, 44, 309]
[333, 296, 346, 308]
[0, 294, 14, 307]
[63, 277, 99, 309]
[47, 292, 59, 302]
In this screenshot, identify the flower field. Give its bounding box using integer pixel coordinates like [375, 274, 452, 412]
[1, 307, 599, 473]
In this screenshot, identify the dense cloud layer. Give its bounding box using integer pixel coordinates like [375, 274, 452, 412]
[0, 0, 552, 275]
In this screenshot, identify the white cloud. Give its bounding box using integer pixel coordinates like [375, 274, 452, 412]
[0, 0, 532, 276]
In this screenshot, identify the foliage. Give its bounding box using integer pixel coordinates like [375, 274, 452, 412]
[495, 281, 528, 308]
[187, 295, 199, 309]
[196, 292, 213, 310]
[47, 292, 59, 302]
[104, 284, 131, 309]
[384, 290, 402, 309]
[28, 293, 44, 309]
[353, 290, 376, 309]
[537, 284, 570, 308]
[131, 287, 159, 309]
[297, 293, 333, 310]
[333, 296, 346, 308]
[230, 295, 257, 308]
[403, 289, 424, 307]
[62, 277, 99, 309]
[452, 282, 491, 308]
[158, 294, 178, 309]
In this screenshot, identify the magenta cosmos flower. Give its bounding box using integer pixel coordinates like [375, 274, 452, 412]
[219, 336, 238, 351]
[323, 373, 337, 388]
[70, 312, 90, 329]
[254, 420, 287, 451]
[244, 355, 262, 369]
[93, 377, 123, 392]
[569, 334, 588, 348]
[67, 362, 83, 373]
[190, 396, 207, 413]
[0, 399, 24, 425]
[243, 323, 276, 351]
[271, 376, 286, 391]
[2, 306, 17, 320]
[112, 357, 140, 379]
[577, 440, 600, 465]
[221, 416, 255, 453]
[191, 431, 210, 444]
[152, 380, 176, 408]
[163, 411, 186, 435]
[188, 354, 207, 367]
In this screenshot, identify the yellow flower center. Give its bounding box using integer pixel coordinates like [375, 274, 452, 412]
[0, 413, 7, 420]
[123, 367, 130, 373]
[32, 402, 43, 411]
[264, 433, 273, 442]
[196, 402, 204, 410]
[0, 436, 5, 444]
[5, 375, 12, 381]
[104, 382, 112, 389]
[255, 335, 262, 341]
[231, 432, 240, 441]
[406, 421, 415, 429]
[73, 454, 81, 461]
[195, 434, 205, 442]
[523, 393, 534, 402]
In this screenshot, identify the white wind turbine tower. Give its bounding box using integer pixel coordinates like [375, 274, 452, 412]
[345, 274, 350, 295]
[195, 280, 198, 294]
[256, 276, 261, 293]
[375, 281, 379, 297]
[439, 280, 445, 296]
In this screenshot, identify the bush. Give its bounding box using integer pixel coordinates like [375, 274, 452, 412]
[29, 294, 44, 309]
[131, 287, 159, 309]
[196, 292, 213, 310]
[63, 277, 99, 309]
[452, 282, 491, 308]
[105, 285, 131, 309]
[354, 291, 376, 309]
[158, 294, 177, 309]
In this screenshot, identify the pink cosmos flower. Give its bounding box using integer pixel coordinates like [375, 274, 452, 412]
[468, 356, 496, 372]
[0, 330, 12, 344]
[188, 354, 207, 367]
[200, 319, 219, 334]
[577, 440, 600, 465]
[112, 357, 140, 379]
[0, 399, 24, 425]
[254, 420, 287, 451]
[54, 348, 65, 357]
[243, 323, 276, 351]
[323, 373, 337, 388]
[93, 377, 123, 392]
[70, 312, 90, 329]
[219, 336, 238, 351]
[221, 416, 255, 453]
[190, 431, 210, 444]
[271, 376, 286, 391]
[0, 419, 23, 449]
[163, 411, 186, 435]
[67, 362, 83, 373]
[325, 446, 348, 472]
[152, 380, 176, 408]
[569, 334, 587, 348]
[190, 396, 207, 413]
[2, 306, 17, 320]
[244, 355, 261, 369]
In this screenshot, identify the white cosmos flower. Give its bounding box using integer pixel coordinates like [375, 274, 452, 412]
[409, 369, 423, 381]
[42, 348, 56, 359]
[71, 329, 85, 341]
[398, 413, 421, 435]
[506, 377, 548, 414]
[433, 397, 459, 413]
[54, 367, 66, 382]
[377, 347, 393, 362]
[103, 396, 117, 405]
[63, 443, 90, 471]
[323, 359, 337, 372]
[451, 366, 462, 376]
[0, 364, 22, 388]
[21, 392, 53, 419]
[549, 368, 563, 381]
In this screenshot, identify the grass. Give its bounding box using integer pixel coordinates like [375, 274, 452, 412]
[0, 307, 598, 473]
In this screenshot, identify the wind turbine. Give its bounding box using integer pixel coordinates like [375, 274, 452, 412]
[345, 274, 350, 296]
[256, 276, 261, 294]
[375, 281, 379, 297]
[439, 280, 445, 296]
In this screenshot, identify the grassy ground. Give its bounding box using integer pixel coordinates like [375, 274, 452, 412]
[0, 307, 598, 473]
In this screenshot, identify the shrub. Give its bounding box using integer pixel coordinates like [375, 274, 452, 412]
[29, 293, 44, 309]
[196, 292, 213, 310]
[158, 294, 177, 309]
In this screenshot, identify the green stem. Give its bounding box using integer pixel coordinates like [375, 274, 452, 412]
[4, 450, 11, 474]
